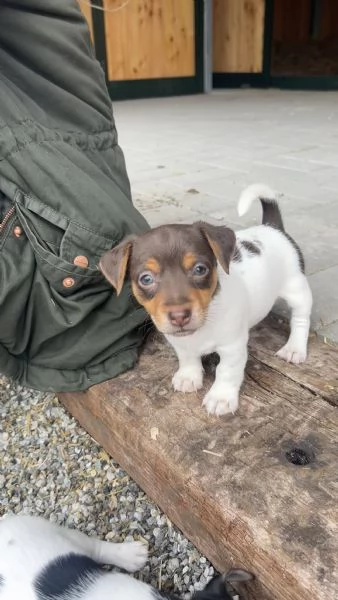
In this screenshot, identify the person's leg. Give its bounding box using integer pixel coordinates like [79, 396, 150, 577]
[0, 1, 149, 391]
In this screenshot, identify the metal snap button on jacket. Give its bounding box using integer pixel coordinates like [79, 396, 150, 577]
[73, 255, 89, 268]
[63, 277, 75, 288]
[13, 226, 23, 238]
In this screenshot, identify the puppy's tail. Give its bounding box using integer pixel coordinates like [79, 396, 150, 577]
[237, 183, 285, 232]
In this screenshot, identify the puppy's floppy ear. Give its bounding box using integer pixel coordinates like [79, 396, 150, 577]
[197, 222, 236, 274]
[99, 236, 136, 296]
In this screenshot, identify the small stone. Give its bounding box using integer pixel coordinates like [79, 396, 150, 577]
[168, 558, 180, 572]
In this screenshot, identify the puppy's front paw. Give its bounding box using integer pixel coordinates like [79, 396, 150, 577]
[202, 386, 239, 416]
[276, 343, 307, 365]
[172, 366, 203, 393]
[118, 540, 148, 572]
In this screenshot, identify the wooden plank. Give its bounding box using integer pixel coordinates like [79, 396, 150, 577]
[103, 0, 195, 81]
[272, 0, 311, 44]
[60, 315, 338, 600]
[319, 0, 338, 39]
[78, 0, 94, 41]
[213, 0, 265, 73]
[249, 318, 338, 405]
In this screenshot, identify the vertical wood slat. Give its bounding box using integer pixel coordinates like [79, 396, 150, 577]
[272, 0, 311, 43]
[78, 0, 94, 41]
[213, 0, 265, 74]
[103, 0, 195, 81]
[319, 0, 338, 39]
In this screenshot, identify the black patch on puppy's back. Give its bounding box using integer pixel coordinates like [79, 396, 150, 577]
[35, 553, 102, 599]
[241, 240, 261, 256]
[283, 232, 305, 272]
[0, 574, 5, 587]
[232, 244, 242, 262]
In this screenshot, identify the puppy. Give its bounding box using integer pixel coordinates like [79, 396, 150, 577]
[0, 515, 253, 600]
[100, 183, 312, 416]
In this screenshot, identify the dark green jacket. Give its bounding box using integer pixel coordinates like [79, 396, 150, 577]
[0, 0, 149, 391]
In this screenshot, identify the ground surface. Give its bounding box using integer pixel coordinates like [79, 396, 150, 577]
[0, 377, 213, 597]
[1, 90, 337, 598]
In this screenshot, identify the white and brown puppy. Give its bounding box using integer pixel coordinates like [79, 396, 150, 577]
[100, 184, 312, 416]
[0, 515, 253, 600]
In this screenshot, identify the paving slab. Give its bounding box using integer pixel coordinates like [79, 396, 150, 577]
[114, 90, 338, 343]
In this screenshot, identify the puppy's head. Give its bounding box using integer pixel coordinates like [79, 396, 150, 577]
[99, 222, 236, 336]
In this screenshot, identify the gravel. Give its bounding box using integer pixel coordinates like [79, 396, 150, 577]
[0, 376, 214, 597]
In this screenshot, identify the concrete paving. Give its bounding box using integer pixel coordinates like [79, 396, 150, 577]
[114, 90, 338, 343]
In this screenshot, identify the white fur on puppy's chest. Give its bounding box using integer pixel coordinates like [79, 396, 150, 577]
[167, 326, 217, 358]
[166, 267, 249, 358]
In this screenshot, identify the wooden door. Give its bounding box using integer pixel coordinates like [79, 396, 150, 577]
[271, 0, 338, 78]
[213, 0, 267, 87]
[81, 0, 204, 100]
[104, 0, 195, 81]
[79, 0, 94, 40]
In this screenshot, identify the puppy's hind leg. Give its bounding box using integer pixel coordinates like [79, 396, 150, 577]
[62, 526, 148, 572]
[277, 273, 312, 364]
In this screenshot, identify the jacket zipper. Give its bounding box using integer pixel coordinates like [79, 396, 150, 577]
[0, 206, 15, 234]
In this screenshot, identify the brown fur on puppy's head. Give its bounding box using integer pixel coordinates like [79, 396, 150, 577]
[99, 223, 236, 335]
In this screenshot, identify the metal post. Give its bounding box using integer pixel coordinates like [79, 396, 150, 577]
[203, 0, 213, 93]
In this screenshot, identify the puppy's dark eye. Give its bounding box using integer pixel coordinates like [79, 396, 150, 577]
[192, 263, 209, 277]
[138, 272, 155, 287]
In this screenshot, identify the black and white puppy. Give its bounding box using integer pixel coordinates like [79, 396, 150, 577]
[0, 515, 254, 600]
[100, 183, 312, 417]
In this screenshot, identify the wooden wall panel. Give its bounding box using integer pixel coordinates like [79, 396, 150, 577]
[319, 0, 338, 39]
[213, 0, 265, 73]
[103, 0, 195, 81]
[273, 0, 338, 43]
[78, 0, 94, 41]
[272, 0, 311, 43]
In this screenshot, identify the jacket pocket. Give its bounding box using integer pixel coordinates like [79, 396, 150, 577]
[15, 191, 115, 295]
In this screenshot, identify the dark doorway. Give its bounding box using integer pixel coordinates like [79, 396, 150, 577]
[213, 0, 338, 91]
[271, 0, 338, 78]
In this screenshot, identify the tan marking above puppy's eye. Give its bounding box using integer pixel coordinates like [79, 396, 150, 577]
[189, 268, 218, 310]
[182, 252, 198, 271]
[145, 257, 161, 274]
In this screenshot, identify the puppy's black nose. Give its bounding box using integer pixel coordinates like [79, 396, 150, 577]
[168, 309, 191, 328]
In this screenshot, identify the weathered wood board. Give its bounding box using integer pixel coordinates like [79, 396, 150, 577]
[60, 315, 338, 600]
